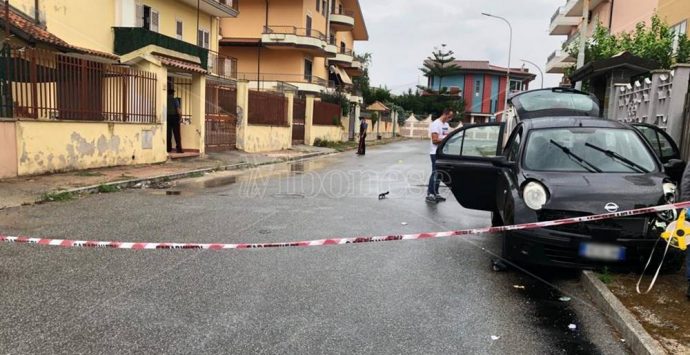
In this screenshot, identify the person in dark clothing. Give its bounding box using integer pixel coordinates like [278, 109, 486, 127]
[357, 116, 368, 155]
[679, 162, 690, 299]
[167, 88, 183, 153]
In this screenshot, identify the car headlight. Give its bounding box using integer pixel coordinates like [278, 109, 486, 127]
[663, 182, 677, 202]
[658, 182, 678, 222]
[523, 181, 549, 210]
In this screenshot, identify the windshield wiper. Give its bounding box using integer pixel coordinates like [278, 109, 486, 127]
[585, 143, 650, 173]
[549, 140, 602, 173]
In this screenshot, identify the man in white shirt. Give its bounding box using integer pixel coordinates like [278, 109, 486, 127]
[426, 108, 454, 203]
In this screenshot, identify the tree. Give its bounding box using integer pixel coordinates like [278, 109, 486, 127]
[392, 90, 465, 124]
[566, 15, 690, 71]
[420, 44, 462, 92]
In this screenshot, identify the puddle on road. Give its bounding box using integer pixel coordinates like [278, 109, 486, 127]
[516, 271, 603, 354]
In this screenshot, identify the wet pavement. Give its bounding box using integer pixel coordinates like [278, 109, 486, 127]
[0, 141, 628, 354]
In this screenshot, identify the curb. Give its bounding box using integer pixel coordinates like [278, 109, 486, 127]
[38, 151, 336, 204]
[581, 270, 666, 355]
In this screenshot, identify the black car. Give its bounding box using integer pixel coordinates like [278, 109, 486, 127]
[435, 88, 686, 269]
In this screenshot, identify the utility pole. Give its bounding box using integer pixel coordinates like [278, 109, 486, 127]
[482, 13, 512, 120]
[575, 0, 590, 90]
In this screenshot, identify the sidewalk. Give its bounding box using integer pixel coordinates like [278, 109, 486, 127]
[0, 138, 404, 209]
[0, 144, 335, 210]
[606, 265, 690, 353]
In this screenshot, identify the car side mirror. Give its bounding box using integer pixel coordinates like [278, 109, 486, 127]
[663, 159, 684, 170]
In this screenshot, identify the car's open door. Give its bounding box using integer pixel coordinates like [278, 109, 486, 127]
[435, 123, 506, 211]
[633, 123, 686, 182]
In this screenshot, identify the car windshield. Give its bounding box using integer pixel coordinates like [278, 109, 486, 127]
[523, 128, 657, 173]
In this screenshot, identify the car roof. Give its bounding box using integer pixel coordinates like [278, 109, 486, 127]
[520, 117, 630, 130]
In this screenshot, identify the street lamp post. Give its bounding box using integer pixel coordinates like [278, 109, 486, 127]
[482, 12, 512, 120]
[520, 59, 544, 89]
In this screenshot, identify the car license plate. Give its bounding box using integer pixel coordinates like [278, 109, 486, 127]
[579, 243, 626, 261]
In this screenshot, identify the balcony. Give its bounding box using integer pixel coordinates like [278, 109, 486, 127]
[113, 27, 208, 69]
[549, 6, 580, 36]
[330, 47, 354, 64]
[262, 26, 337, 57]
[330, 8, 355, 31]
[565, 0, 606, 17]
[344, 58, 364, 77]
[208, 50, 237, 80]
[176, 0, 238, 17]
[545, 50, 576, 74]
[237, 72, 335, 93]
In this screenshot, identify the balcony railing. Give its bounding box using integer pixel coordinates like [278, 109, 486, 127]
[338, 47, 354, 56]
[563, 33, 580, 49]
[263, 26, 327, 42]
[113, 27, 209, 69]
[208, 51, 238, 79]
[332, 8, 355, 17]
[550, 6, 564, 24]
[237, 72, 335, 88]
[215, 0, 238, 11]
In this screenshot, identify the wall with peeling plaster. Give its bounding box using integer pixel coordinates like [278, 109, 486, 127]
[243, 125, 291, 153]
[16, 121, 167, 176]
[0, 121, 18, 178]
[311, 125, 345, 145]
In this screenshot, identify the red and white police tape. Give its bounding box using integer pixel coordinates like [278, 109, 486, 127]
[2, 201, 690, 250]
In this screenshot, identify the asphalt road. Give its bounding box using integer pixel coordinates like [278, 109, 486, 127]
[0, 140, 628, 354]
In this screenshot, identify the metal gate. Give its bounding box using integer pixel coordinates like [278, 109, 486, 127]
[292, 97, 306, 144]
[205, 82, 237, 151]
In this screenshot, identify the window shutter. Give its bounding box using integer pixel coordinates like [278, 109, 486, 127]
[135, 4, 144, 27]
[176, 20, 183, 40]
[151, 10, 160, 32]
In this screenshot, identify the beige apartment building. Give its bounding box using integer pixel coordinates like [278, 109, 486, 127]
[218, 0, 368, 102]
[546, 0, 657, 75]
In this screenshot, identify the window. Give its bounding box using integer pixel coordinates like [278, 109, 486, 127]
[509, 80, 523, 92]
[137, 5, 159, 32]
[523, 128, 657, 173]
[322, 0, 327, 15]
[304, 58, 313, 82]
[474, 80, 481, 97]
[635, 125, 677, 161]
[176, 20, 183, 40]
[198, 29, 210, 48]
[441, 125, 502, 157]
[316, 0, 320, 12]
[306, 15, 312, 37]
[672, 20, 688, 54]
[504, 126, 522, 162]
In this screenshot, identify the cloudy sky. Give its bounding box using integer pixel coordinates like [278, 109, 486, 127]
[355, 0, 565, 93]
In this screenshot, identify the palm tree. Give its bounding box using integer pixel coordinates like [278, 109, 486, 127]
[420, 44, 461, 94]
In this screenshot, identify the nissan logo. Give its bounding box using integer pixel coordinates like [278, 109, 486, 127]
[605, 203, 619, 213]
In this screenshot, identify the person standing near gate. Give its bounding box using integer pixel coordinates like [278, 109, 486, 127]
[426, 108, 453, 203]
[357, 116, 368, 155]
[167, 87, 183, 154]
